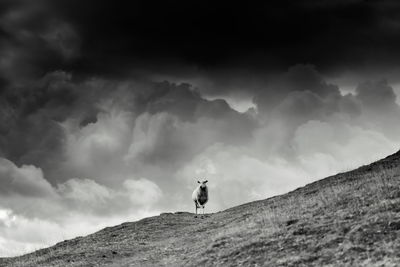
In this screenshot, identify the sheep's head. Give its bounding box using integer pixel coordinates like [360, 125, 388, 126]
[197, 180, 208, 189]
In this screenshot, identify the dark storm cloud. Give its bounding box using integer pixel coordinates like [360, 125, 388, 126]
[0, 72, 91, 173]
[59, 0, 400, 73]
[0, 71, 256, 185]
[0, 1, 80, 84]
[2, 0, 400, 81]
[354, 79, 400, 139]
[356, 79, 398, 112]
[253, 64, 342, 115]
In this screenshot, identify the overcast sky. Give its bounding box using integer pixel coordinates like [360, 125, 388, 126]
[1, 0, 400, 256]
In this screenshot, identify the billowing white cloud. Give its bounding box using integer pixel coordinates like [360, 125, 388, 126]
[293, 120, 399, 176]
[124, 178, 162, 206]
[0, 159, 162, 256]
[0, 158, 55, 198]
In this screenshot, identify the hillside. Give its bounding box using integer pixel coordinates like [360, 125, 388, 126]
[1, 150, 400, 266]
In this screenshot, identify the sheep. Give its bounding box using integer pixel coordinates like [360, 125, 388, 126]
[192, 180, 208, 215]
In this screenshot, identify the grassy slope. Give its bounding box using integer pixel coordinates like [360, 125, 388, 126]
[2, 150, 400, 266]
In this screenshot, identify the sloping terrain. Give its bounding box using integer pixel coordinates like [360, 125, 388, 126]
[2, 150, 400, 266]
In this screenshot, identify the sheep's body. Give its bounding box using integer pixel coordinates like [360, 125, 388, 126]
[192, 180, 208, 215]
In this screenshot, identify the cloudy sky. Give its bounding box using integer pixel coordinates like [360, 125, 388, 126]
[1, 0, 400, 256]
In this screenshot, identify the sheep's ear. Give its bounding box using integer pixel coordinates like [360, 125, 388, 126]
[197, 181, 200, 184]
[204, 180, 208, 183]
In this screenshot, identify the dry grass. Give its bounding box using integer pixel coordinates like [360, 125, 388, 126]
[1, 151, 400, 266]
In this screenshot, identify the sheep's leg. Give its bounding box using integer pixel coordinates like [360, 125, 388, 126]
[195, 203, 197, 215]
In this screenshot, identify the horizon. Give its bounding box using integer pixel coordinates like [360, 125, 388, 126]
[2, 0, 400, 257]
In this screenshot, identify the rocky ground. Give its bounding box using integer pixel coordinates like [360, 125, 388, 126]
[1, 151, 400, 266]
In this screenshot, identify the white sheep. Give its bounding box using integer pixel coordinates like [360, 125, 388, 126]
[192, 180, 208, 215]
